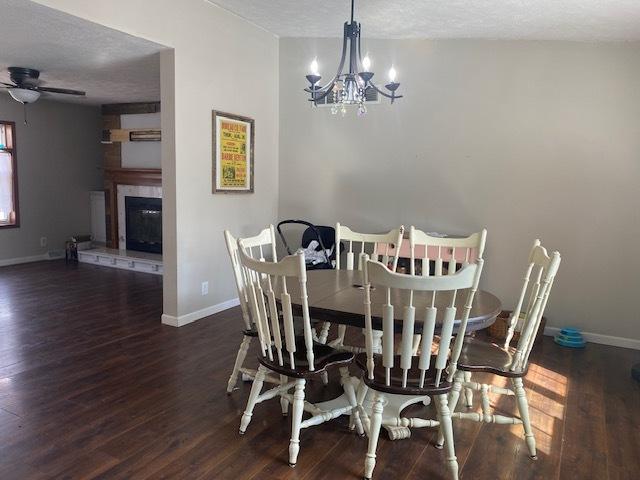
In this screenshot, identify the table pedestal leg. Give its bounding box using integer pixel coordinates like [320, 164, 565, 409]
[361, 388, 429, 439]
[314, 377, 430, 441]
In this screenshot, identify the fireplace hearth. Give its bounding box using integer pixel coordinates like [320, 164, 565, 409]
[125, 196, 162, 254]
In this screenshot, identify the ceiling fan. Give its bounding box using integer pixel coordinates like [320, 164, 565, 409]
[1, 67, 86, 104]
[1, 67, 86, 125]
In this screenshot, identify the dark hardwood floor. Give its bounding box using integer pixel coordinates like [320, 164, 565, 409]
[0, 260, 638, 479]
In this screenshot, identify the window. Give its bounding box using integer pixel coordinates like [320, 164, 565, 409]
[0, 121, 18, 228]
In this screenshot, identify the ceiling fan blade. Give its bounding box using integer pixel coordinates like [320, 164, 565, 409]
[36, 86, 86, 96]
[1, 82, 16, 87]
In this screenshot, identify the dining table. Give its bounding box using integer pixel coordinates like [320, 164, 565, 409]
[280, 268, 503, 440]
[284, 269, 501, 331]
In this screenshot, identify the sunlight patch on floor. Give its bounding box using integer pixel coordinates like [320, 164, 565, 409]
[523, 362, 567, 455]
[469, 363, 568, 457]
[527, 363, 568, 388]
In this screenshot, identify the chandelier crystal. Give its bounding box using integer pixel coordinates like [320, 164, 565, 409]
[304, 0, 402, 116]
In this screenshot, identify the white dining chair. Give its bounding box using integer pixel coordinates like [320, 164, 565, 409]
[325, 223, 405, 349]
[355, 255, 484, 480]
[236, 240, 362, 467]
[409, 227, 488, 403]
[438, 239, 561, 462]
[336, 223, 405, 272]
[223, 226, 278, 394]
[409, 227, 487, 277]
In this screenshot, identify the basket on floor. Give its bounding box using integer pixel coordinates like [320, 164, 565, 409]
[488, 310, 546, 348]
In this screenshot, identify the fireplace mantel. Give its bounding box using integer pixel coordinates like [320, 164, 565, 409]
[104, 168, 161, 249]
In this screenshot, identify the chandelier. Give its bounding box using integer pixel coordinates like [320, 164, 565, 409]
[304, 0, 402, 116]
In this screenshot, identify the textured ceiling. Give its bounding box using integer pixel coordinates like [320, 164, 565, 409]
[211, 0, 640, 41]
[0, 0, 164, 106]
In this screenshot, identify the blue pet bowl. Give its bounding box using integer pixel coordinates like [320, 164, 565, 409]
[554, 327, 586, 348]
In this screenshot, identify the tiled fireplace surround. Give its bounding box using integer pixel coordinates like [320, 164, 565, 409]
[116, 184, 162, 251]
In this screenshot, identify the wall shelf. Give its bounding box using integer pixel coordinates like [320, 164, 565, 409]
[102, 128, 161, 143]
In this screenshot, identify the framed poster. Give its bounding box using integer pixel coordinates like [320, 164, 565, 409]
[212, 110, 254, 193]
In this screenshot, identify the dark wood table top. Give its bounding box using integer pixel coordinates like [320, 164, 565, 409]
[281, 269, 502, 333]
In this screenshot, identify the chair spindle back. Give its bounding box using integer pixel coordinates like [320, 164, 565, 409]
[237, 239, 316, 372]
[224, 226, 278, 331]
[362, 256, 484, 390]
[409, 227, 487, 277]
[507, 240, 561, 372]
[335, 223, 405, 271]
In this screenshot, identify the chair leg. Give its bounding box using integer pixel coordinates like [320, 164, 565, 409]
[289, 379, 306, 467]
[318, 322, 331, 344]
[340, 367, 363, 435]
[512, 377, 537, 459]
[337, 325, 347, 346]
[435, 394, 459, 480]
[437, 372, 463, 448]
[227, 335, 251, 393]
[364, 394, 384, 480]
[354, 380, 369, 434]
[280, 374, 290, 416]
[357, 381, 369, 406]
[463, 371, 473, 407]
[239, 364, 266, 434]
[449, 372, 464, 414]
[411, 334, 423, 355]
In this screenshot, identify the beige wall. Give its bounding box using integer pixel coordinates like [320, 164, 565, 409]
[0, 94, 102, 262]
[279, 38, 640, 341]
[35, 0, 280, 322]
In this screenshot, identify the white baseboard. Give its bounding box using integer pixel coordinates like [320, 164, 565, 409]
[0, 253, 50, 267]
[161, 297, 240, 327]
[544, 326, 640, 350]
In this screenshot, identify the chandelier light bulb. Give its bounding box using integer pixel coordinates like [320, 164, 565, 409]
[388, 66, 397, 82]
[362, 55, 371, 71]
[310, 58, 319, 75]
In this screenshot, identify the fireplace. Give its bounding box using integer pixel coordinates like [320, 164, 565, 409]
[125, 196, 162, 254]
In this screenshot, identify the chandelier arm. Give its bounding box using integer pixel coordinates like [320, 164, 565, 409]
[306, 82, 338, 102]
[366, 81, 403, 100]
[356, 25, 365, 72]
[328, 22, 349, 88]
[304, 78, 338, 97]
[348, 23, 359, 74]
[304, 22, 349, 98]
[304, 74, 341, 94]
[304, 84, 331, 94]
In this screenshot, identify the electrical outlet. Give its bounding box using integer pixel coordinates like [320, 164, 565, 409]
[40, 237, 47, 247]
[201, 281, 209, 296]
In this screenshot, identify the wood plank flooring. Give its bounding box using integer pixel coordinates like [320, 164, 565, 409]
[0, 260, 638, 479]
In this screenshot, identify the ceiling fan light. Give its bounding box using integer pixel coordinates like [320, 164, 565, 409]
[8, 88, 41, 104]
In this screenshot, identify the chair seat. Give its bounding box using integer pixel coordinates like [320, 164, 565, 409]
[355, 353, 451, 396]
[457, 337, 527, 378]
[259, 337, 354, 378]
